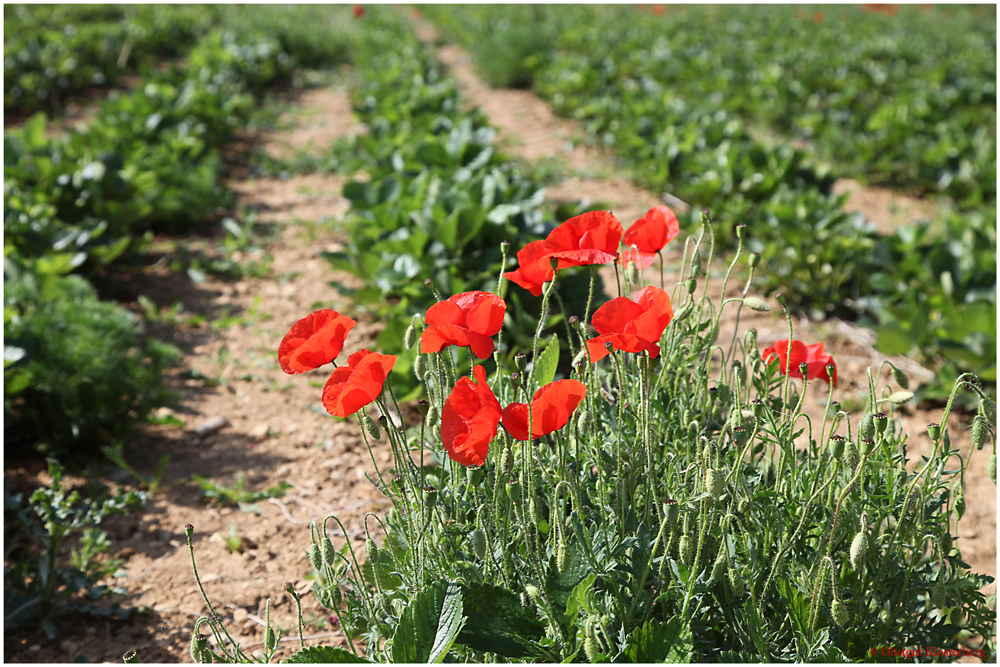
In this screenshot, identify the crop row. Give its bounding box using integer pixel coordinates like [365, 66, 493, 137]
[424, 5, 996, 402]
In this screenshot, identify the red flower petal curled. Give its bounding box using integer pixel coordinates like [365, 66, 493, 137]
[587, 287, 673, 361]
[321, 349, 396, 418]
[545, 210, 623, 268]
[505, 240, 554, 297]
[621, 206, 679, 269]
[501, 402, 530, 441]
[420, 291, 506, 359]
[278, 309, 356, 374]
[502, 380, 587, 440]
[441, 365, 501, 466]
[762, 340, 837, 387]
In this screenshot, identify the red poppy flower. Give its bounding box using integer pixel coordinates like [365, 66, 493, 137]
[501, 379, 587, 441]
[321, 349, 396, 418]
[441, 365, 502, 466]
[545, 210, 623, 268]
[621, 206, 679, 270]
[505, 240, 555, 297]
[353, 4, 364, 18]
[761, 339, 837, 387]
[420, 291, 506, 360]
[586, 286, 673, 362]
[278, 309, 357, 375]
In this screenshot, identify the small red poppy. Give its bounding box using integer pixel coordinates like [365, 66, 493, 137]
[621, 205, 679, 270]
[278, 309, 357, 374]
[761, 340, 838, 387]
[353, 5, 364, 18]
[501, 379, 587, 441]
[441, 365, 502, 467]
[321, 349, 396, 418]
[505, 240, 555, 297]
[420, 291, 507, 360]
[586, 286, 673, 362]
[545, 210, 623, 268]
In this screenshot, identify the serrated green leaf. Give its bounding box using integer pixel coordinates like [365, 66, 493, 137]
[533, 334, 559, 388]
[624, 617, 693, 662]
[457, 582, 545, 659]
[391, 581, 465, 663]
[282, 646, 369, 663]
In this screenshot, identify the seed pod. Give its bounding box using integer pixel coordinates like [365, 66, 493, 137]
[873, 412, 888, 434]
[265, 627, 277, 651]
[664, 499, 679, 524]
[403, 325, 417, 350]
[307, 543, 322, 571]
[123, 649, 139, 664]
[926, 423, 941, 440]
[829, 435, 846, 460]
[466, 465, 484, 486]
[748, 252, 761, 269]
[470, 529, 487, 560]
[831, 600, 848, 627]
[972, 415, 987, 451]
[189, 634, 211, 663]
[557, 541, 571, 573]
[859, 437, 875, 457]
[321, 537, 336, 568]
[422, 486, 438, 509]
[514, 353, 528, 372]
[954, 490, 966, 521]
[988, 454, 996, 486]
[932, 580, 947, 609]
[414, 354, 428, 381]
[849, 531, 867, 570]
[505, 479, 521, 503]
[728, 566, 744, 597]
[679, 535, 694, 566]
[365, 538, 379, 565]
[750, 398, 764, 419]
[364, 414, 381, 440]
[685, 277, 697, 294]
[860, 413, 875, 440]
[732, 426, 750, 447]
[891, 365, 909, 390]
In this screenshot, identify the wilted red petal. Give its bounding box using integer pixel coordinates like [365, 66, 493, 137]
[441, 365, 501, 466]
[278, 310, 357, 374]
[501, 403, 530, 441]
[321, 349, 396, 418]
[545, 210, 623, 268]
[505, 240, 554, 296]
[586, 333, 660, 362]
[530, 379, 587, 436]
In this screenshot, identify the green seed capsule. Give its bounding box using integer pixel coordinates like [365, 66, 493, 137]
[505, 479, 521, 503]
[123, 649, 139, 664]
[189, 634, 210, 663]
[403, 325, 417, 350]
[266, 627, 277, 650]
[664, 499, 679, 524]
[466, 465, 484, 486]
[926, 423, 941, 440]
[307, 543, 322, 571]
[831, 600, 848, 627]
[849, 531, 867, 570]
[414, 354, 428, 381]
[829, 435, 846, 460]
[972, 415, 987, 451]
[679, 535, 694, 566]
[364, 414, 381, 440]
[873, 412, 888, 434]
[365, 538, 379, 565]
[470, 529, 487, 560]
[422, 486, 438, 509]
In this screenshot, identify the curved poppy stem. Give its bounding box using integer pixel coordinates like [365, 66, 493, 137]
[582, 264, 597, 328]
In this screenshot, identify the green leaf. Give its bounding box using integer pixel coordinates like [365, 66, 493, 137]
[533, 334, 559, 387]
[776, 577, 811, 639]
[624, 617, 693, 662]
[343, 181, 376, 208]
[875, 322, 913, 356]
[457, 582, 545, 659]
[564, 572, 597, 628]
[391, 581, 465, 663]
[282, 646, 369, 663]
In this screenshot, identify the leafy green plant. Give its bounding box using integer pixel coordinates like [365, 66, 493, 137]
[100, 442, 171, 497]
[4, 459, 146, 639]
[194, 471, 292, 515]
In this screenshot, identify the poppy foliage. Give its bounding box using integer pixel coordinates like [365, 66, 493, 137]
[321, 349, 396, 418]
[586, 286, 674, 362]
[621, 205, 679, 269]
[441, 365, 502, 467]
[545, 210, 623, 268]
[420, 291, 506, 360]
[504, 240, 555, 297]
[761, 339, 838, 387]
[501, 379, 587, 441]
[278, 309, 357, 374]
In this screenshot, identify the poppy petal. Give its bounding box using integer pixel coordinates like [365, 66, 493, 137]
[321, 349, 395, 417]
[505, 241, 554, 296]
[424, 300, 465, 328]
[441, 365, 501, 466]
[459, 292, 506, 338]
[623, 205, 679, 255]
[591, 297, 645, 335]
[629, 287, 674, 343]
[545, 210, 623, 267]
[501, 403, 530, 441]
[586, 333, 658, 362]
[530, 379, 587, 436]
[278, 310, 357, 374]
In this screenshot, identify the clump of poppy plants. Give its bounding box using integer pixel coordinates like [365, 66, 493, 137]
[188, 208, 994, 663]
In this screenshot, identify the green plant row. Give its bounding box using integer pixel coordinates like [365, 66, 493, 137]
[423, 4, 996, 403]
[318, 7, 599, 399]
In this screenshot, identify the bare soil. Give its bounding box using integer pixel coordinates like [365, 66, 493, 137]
[4, 26, 994, 665]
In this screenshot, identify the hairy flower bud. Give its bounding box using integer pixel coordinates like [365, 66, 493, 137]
[679, 535, 694, 566]
[708, 551, 728, 585]
[831, 599, 848, 627]
[403, 325, 417, 350]
[849, 531, 867, 570]
[321, 537, 336, 568]
[954, 490, 966, 521]
[470, 528, 487, 560]
[266, 627, 278, 650]
[365, 537, 379, 565]
[932, 580, 947, 609]
[577, 410, 592, 432]
[624, 259, 640, 286]
[584, 632, 599, 662]
[951, 606, 965, 627]
[728, 566, 745, 597]
[742, 296, 770, 312]
[363, 414, 381, 441]
[706, 468, 725, 500]
[426, 405, 439, 425]
[972, 415, 987, 451]
[557, 541, 571, 573]
[989, 454, 996, 486]
[685, 278, 697, 294]
[414, 354, 429, 381]
[502, 446, 514, 476]
[890, 364, 909, 389]
[307, 543, 322, 571]
[983, 397, 997, 429]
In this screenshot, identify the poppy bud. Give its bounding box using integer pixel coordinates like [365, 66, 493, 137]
[403, 325, 417, 350]
[926, 423, 940, 440]
[891, 364, 909, 389]
[849, 531, 866, 570]
[706, 468, 725, 499]
[728, 566, 745, 597]
[983, 397, 997, 429]
[829, 435, 846, 460]
[365, 537, 379, 565]
[691, 257, 703, 279]
[860, 413, 875, 440]
[972, 415, 987, 451]
[332, 585, 343, 607]
[887, 391, 913, 405]
[422, 486, 438, 508]
[557, 541, 571, 573]
[190, 634, 210, 663]
[932, 580, 947, 609]
[859, 437, 875, 457]
[831, 600, 848, 627]
[736, 223, 746, 240]
[951, 606, 965, 627]
[307, 543, 322, 571]
[583, 624, 599, 662]
[505, 479, 521, 503]
[321, 536, 336, 568]
[873, 412, 888, 434]
[266, 627, 277, 650]
[748, 252, 761, 269]
[510, 372, 522, 389]
[411, 313, 423, 329]
[470, 528, 487, 560]
[679, 535, 694, 566]
[941, 532, 952, 556]
[502, 446, 514, 475]
[514, 353, 527, 372]
[685, 278, 697, 294]
[426, 405, 439, 425]
[624, 260, 640, 286]
[414, 354, 428, 381]
[750, 398, 764, 419]
[742, 297, 770, 312]
[737, 497, 750, 514]
[954, 490, 966, 521]
[363, 414, 381, 440]
[988, 454, 996, 486]
[577, 410, 592, 432]
[123, 649, 139, 664]
[708, 551, 728, 585]
[184, 524, 194, 539]
[466, 465, 484, 486]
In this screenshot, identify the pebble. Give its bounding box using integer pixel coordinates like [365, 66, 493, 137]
[276, 463, 293, 476]
[28, 645, 40, 652]
[233, 608, 249, 624]
[250, 424, 270, 441]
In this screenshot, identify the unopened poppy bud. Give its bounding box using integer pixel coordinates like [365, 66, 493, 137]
[728, 566, 745, 597]
[708, 551, 728, 585]
[887, 391, 913, 405]
[988, 454, 996, 485]
[891, 364, 909, 389]
[691, 256, 703, 278]
[625, 260, 640, 286]
[514, 353, 527, 372]
[417, 400, 430, 417]
[849, 531, 867, 570]
[972, 415, 987, 451]
[926, 423, 940, 440]
[466, 465, 484, 486]
[941, 532, 952, 556]
[748, 252, 761, 269]
[557, 540, 571, 573]
[426, 405, 439, 425]
[737, 497, 750, 514]
[951, 606, 965, 627]
[365, 537, 379, 565]
[414, 354, 428, 381]
[363, 414, 381, 440]
[954, 490, 966, 520]
[831, 599, 848, 627]
[577, 410, 592, 432]
[123, 649, 139, 664]
[403, 325, 417, 349]
[411, 313, 423, 330]
[829, 435, 846, 460]
[707, 468, 725, 499]
[502, 447, 514, 475]
[773, 291, 786, 306]
[860, 437, 875, 457]
[742, 297, 770, 312]
[685, 278, 697, 294]
[470, 528, 487, 560]
[732, 426, 749, 447]
[510, 372, 522, 389]
[583, 622, 599, 662]
[284, 581, 295, 594]
[860, 413, 875, 440]
[932, 580, 947, 609]
[505, 479, 521, 502]
[679, 535, 694, 566]
[750, 398, 764, 418]
[874, 412, 888, 434]
[184, 524, 194, 539]
[307, 543, 322, 571]
[332, 585, 343, 607]
[190, 634, 211, 663]
[664, 499, 679, 524]
[983, 397, 997, 428]
[321, 537, 336, 568]
[266, 627, 277, 650]
[422, 486, 438, 508]
[736, 223, 746, 240]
